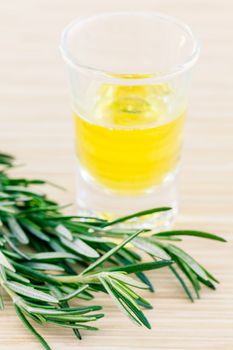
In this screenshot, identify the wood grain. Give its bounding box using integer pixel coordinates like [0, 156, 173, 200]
[0, 1, 232, 349]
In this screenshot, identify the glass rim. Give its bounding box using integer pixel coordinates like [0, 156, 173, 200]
[60, 11, 201, 84]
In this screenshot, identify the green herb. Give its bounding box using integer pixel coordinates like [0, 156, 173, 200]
[0, 152, 226, 349]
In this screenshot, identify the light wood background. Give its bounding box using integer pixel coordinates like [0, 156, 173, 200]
[0, 1, 233, 349]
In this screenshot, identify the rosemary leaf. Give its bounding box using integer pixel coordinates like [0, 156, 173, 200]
[102, 207, 171, 227]
[14, 304, 52, 350]
[81, 230, 145, 275]
[169, 265, 194, 302]
[154, 229, 226, 242]
[5, 281, 58, 303]
[7, 216, 29, 244]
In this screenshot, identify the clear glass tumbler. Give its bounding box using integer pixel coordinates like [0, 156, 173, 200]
[60, 12, 200, 229]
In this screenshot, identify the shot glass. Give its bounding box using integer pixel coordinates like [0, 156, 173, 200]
[60, 12, 200, 229]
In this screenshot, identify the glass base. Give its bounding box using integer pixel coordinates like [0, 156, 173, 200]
[75, 166, 178, 231]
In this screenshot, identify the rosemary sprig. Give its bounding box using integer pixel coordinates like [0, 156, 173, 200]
[0, 152, 226, 349]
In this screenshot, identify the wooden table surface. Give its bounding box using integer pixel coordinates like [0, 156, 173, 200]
[0, 1, 233, 349]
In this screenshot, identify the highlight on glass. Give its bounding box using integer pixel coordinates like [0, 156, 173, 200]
[60, 12, 200, 228]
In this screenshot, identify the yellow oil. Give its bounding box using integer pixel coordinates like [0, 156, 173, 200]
[74, 81, 185, 193]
